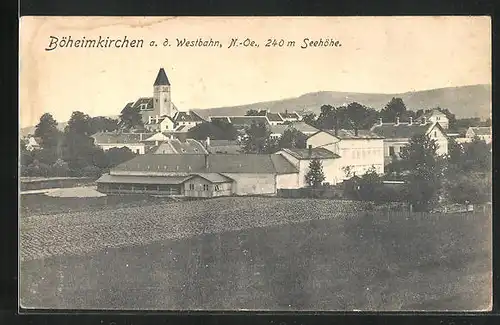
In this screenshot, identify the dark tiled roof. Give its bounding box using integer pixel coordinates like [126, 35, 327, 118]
[280, 112, 300, 119]
[92, 132, 153, 144]
[193, 173, 233, 183]
[132, 97, 154, 110]
[113, 153, 296, 174]
[266, 113, 283, 122]
[210, 117, 231, 123]
[229, 116, 269, 126]
[153, 68, 171, 86]
[370, 123, 434, 139]
[281, 148, 340, 160]
[97, 174, 189, 185]
[174, 111, 204, 123]
[320, 129, 384, 139]
[120, 102, 134, 113]
[469, 127, 491, 136]
[270, 155, 299, 174]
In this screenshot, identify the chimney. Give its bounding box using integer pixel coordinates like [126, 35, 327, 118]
[204, 154, 209, 169]
[395, 117, 400, 126]
[421, 117, 427, 125]
[140, 133, 143, 141]
[409, 117, 413, 125]
[379, 118, 383, 126]
[155, 140, 159, 146]
[308, 145, 312, 157]
[206, 136, 210, 147]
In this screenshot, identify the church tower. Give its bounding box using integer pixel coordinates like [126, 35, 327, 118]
[153, 68, 172, 117]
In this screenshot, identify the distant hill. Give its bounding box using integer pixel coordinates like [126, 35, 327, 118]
[20, 85, 490, 137]
[193, 84, 491, 121]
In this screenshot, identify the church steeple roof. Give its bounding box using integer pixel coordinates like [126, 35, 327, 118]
[153, 68, 171, 86]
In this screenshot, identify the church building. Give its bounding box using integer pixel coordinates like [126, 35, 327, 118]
[121, 68, 205, 133]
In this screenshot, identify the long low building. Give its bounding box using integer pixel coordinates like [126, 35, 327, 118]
[96, 153, 298, 197]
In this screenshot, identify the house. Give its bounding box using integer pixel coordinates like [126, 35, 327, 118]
[370, 117, 448, 164]
[306, 128, 385, 179]
[465, 126, 492, 144]
[269, 122, 319, 140]
[91, 132, 154, 154]
[275, 147, 341, 187]
[202, 139, 243, 154]
[121, 68, 204, 130]
[96, 153, 298, 197]
[209, 116, 270, 131]
[24, 135, 41, 151]
[416, 109, 449, 129]
[266, 112, 284, 125]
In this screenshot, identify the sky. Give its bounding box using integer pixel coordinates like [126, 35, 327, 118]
[19, 16, 491, 128]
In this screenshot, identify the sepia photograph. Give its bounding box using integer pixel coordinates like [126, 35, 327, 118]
[19, 16, 492, 311]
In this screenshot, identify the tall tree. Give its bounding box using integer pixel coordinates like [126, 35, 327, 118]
[345, 102, 371, 134]
[62, 111, 98, 173]
[89, 116, 120, 134]
[278, 128, 307, 149]
[305, 159, 325, 188]
[119, 105, 143, 130]
[380, 97, 407, 122]
[399, 134, 445, 211]
[242, 121, 275, 154]
[302, 113, 317, 127]
[34, 113, 60, 149]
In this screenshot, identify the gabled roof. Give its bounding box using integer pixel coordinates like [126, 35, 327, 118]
[281, 148, 340, 160]
[270, 154, 299, 174]
[316, 129, 384, 140]
[120, 102, 135, 113]
[91, 132, 153, 144]
[153, 68, 171, 86]
[174, 111, 205, 123]
[468, 126, 491, 136]
[210, 117, 231, 124]
[370, 123, 440, 139]
[228, 116, 269, 126]
[279, 112, 301, 119]
[96, 174, 190, 185]
[132, 97, 154, 110]
[113, 153, 297, 174]
[192, 173, 233, 183]
[143, 132, 170, 142]
[266, 112, 283, 122]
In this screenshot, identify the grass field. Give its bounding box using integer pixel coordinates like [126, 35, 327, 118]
[20, 195, 492, 311]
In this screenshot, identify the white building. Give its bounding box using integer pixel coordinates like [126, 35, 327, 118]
[91, 132, 151, 154]
[274, 147, 341, 187]
[370, 117, 448, 164]
[122, 68, 205, 132]
[306, 129, 385, 179]
[416, 109, 449, 129]
[465, 126, 492, 144]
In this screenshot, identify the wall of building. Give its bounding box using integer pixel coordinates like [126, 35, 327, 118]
[336, 139, 384, 178]
[154, 85, 172, 117]
[97, 182, 183, 195]
[98, 143, 145, 155]
[307, 132, 340, 154]
[428, 127, 449, 156]
[276, 173, 300, 189]
[221, 173, 276, 195]
[183, 176, 233, 197]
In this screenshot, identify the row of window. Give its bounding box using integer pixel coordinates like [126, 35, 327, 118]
[105, 183, 181, 193]
[188, 183, 221, 191]
[343, 148, 383, 160]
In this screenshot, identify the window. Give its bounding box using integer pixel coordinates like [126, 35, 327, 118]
[215, 185, 220, 191]
[203, 184, 209, 191]
[136, 149, 140, 154]
[434, 131, 437, 137]
[189, 184, 195, 190]
[389, 146, 395, 156]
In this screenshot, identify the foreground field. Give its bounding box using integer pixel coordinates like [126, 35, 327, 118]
[20, 197, 491, 311]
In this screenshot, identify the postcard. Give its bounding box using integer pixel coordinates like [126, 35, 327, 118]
[19, 16, 492, 311]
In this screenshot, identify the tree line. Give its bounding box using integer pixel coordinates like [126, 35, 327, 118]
[21, 112, 135, 178]
[306, 133, 491, 212]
